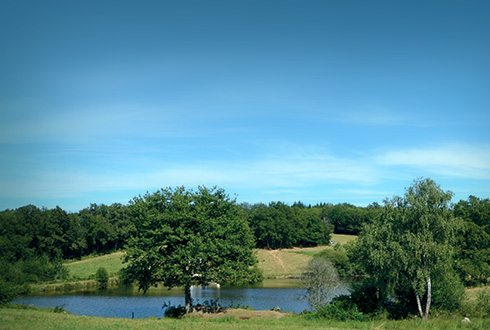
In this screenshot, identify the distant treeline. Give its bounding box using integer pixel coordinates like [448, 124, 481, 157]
[0, 201, 379, 262]
[1, 196, 489, 287]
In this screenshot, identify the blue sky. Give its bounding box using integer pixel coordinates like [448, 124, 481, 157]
[1, 0, 489, 212]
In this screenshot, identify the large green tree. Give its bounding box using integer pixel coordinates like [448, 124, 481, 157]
[352, 178, 462, 320]
[122, 186, 259, 312]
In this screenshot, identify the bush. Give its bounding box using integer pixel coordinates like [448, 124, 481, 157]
[349, 280, 385, 316]
[0, 278, 19, 305]
[95, 267, 109, 289]
[162, 300, 187, 318]
[316, 245, 351, 277]
[307, 296, 365, 321]
[431, 268, 465, 312]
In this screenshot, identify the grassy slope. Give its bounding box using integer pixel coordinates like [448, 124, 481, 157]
[65, 251, 125, 279]
[64, 234, 358, 280]
[1, 307, 489, 330]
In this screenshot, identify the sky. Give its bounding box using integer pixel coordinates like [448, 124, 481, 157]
[1, 0, 489, 212]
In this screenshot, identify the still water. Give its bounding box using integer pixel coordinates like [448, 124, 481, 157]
[14, 279, 351, 319]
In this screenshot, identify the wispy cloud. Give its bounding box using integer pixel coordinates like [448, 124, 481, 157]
[2, 141, 489, 210]
[375, 144, 490, 179]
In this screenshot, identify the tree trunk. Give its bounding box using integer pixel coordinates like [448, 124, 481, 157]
[424, 277, 431, 321]
[184, 285, 193, 313]
[416, 294, 424, 319]
[415, 276, 431, 321]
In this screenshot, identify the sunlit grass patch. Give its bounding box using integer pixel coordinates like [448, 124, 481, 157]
[64, 251, 125, 279]
[330, 234, 357, 246]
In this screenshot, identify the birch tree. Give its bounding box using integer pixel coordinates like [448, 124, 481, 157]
[300, 257, 341, 310]
[354, 178, 460, 320]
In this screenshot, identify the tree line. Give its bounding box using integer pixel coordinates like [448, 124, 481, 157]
[0, 199, 380, 262]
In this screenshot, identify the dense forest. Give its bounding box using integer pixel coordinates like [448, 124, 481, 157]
[1, 193, 489, 303]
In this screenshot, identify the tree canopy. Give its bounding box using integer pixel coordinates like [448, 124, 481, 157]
[121, 186, 259, 311]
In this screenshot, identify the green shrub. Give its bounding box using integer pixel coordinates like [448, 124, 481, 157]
[349, 280, 384, 316]
[95, 267, 109, 289]
[0, 278, 19, 305]
[431, 268, 465, 312]
[162, 301, 186, 318]
[316, 245, 351, 277]
[308, 296, 365, 321]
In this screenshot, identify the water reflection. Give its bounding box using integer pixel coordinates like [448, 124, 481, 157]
[13, 279, 351, 319]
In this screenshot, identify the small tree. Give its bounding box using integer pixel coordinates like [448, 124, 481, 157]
[122, 186, 258, 313]
[300, 257, 341, 310]
[95, 267, 109, 289]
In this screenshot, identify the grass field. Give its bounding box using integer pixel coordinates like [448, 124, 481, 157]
[63, 234, 358, 280]
[65, 251, 125, 279]
[1, 306, 489, 330]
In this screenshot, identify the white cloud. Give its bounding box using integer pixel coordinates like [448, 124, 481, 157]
[376, 144, 490, 179]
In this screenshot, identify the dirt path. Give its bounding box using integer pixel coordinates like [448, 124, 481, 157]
[269, 250, 287, 273]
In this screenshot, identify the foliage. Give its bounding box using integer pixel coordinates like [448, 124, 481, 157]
[246, 202, 332, 249]
[0, 255, 68, 304]
[0, 278, 19, 305]
[349, 280, 385, 316]
[78, 203, 131, 256]
[0, 203, 130, 262]
[315, 244, 351, 277]
[162, 300, 186, 318]
[122, 186, 258, 311]
[0, 256, 67, 284]
[320, 202, 381, 235]
[430, 266, 465, 312]
[453, 196, 490, 286]
[95, 267, 109, 289]
[351, 178, 462, 320]
[306, 295, 365, 321]
[300, 256, 340, 310]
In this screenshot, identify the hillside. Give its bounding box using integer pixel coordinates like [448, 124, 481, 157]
[64, 234, 357, 280]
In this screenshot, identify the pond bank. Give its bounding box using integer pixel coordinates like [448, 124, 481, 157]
[28, 277, 121, 294]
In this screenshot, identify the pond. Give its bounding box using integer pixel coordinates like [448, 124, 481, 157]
[13, 279, 351, 319]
